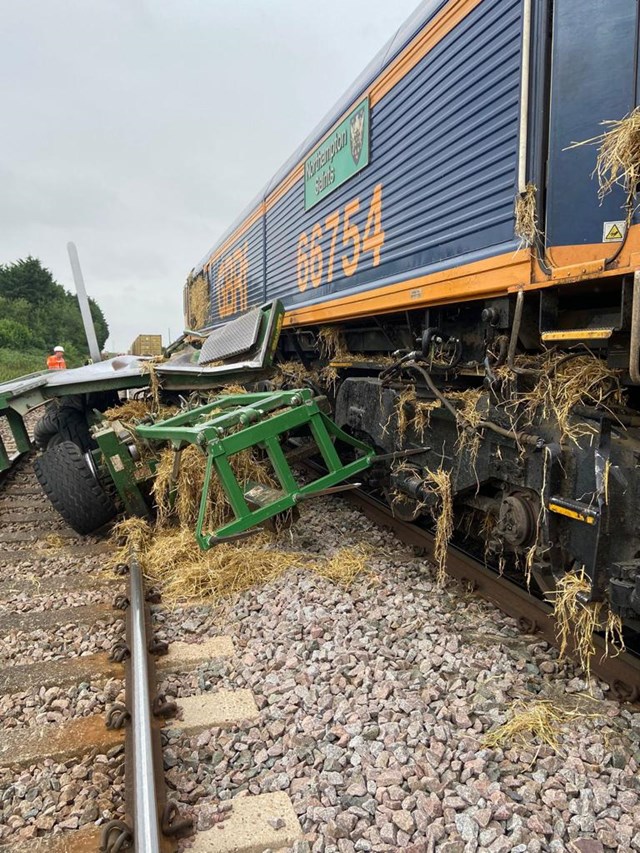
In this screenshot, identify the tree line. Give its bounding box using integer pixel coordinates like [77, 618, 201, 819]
[0, 257, 109, 373]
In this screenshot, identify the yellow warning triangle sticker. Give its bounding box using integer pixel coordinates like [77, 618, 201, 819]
[605, 223, 624, 240]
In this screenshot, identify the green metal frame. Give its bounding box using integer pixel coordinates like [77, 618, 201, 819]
[0, 394, 33, 474]
[93, 422, 154, 518]
[135, 390, 375, 549]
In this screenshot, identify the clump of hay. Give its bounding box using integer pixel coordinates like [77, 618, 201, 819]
[111, 520, 370, 603]
[568, 107, 640, 203]
[140, 527, 296, 601]
[394, 386, 416, 439]
[538, 354, 622, 443]
[318, 327, 348, 360]
[103, 399, 179, 426]
[387, 460, 428, 521]
[514, 183, 539, 247]
[276, 340, 394, 389]
[188, 274, 210, 330]
[274, 361, 310, 388]
[315, 544, 371, 587]
[213, 383, 248, 399]
[604, 609, 626, 659]
[273, 360, 340, 394]
[108, 516, 154, 569]
[547, 567, 625, 679]
[503, 352, 624, 445]
[341, 352, 396, 366]
[152, 444, 276, 531]
[140, 358, 166, 412]
[393, 385, 442, 441]
[41, 533, 66, 550]
[319, 364, 339, 390]
[423, 467, 453, 586]
[483, 699, 591, 753]
[449, 388, 484, 464]
[104, 399, 151, 422]
[550, 569, 601, 675]
[449, 388, 484, 428]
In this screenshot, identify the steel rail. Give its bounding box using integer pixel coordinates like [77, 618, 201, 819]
[129, 552, 162, 852]
[345, 487, 640, 703]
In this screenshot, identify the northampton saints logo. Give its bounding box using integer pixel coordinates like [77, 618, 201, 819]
[350, 106, 365, 165]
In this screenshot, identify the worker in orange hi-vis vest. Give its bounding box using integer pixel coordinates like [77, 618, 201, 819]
[46, 346, 67, 370]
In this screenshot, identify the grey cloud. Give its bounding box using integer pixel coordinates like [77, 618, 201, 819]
[1, 0, 419, 350]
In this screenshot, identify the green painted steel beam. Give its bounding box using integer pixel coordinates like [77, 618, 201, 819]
[93, 423, 153, 519]
[134, 390, 375, 550]
[0, 407, 32, 474]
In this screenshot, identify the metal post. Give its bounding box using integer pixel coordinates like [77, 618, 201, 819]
[630, 270, 640, 384]
[67, 242, 102, 363]
[129, 553, 161, 853]
[517, 0, 532, 193]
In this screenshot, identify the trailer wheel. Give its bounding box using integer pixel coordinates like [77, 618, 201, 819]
[33, 401, 94, 452]
[34, 441, 117, 535]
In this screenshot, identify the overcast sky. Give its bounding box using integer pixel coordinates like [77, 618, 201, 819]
[0, 0, 420, 351]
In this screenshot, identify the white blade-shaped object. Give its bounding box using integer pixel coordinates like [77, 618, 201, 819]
[67, 242, 102, 363]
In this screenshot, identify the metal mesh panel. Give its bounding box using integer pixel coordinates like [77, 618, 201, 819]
[198, 307, 262, 365]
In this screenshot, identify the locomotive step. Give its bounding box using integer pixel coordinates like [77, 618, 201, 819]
[541, 327, 614, 343]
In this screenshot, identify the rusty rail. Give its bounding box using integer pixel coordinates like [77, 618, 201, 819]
[101, 553, 189, 852]
[129, 552, 162, 852]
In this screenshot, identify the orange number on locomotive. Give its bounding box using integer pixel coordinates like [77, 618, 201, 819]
[217, 242, 249, 318]
[295, 184, 384, 291]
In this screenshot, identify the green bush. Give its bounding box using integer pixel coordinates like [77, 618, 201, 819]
[0, 257, 109, 359]
[0, 319, 36, 350]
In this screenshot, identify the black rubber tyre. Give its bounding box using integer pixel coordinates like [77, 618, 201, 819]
[34, 441, 117, 535]
[34, 401, 94, 452]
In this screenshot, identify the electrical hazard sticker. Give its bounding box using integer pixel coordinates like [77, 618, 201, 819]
[603, 221, 626, 242]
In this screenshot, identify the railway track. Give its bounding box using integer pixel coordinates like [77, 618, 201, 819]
[0, 458, 304, 852]
[2, 439, 639, 851]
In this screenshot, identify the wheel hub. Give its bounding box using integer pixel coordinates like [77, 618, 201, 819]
[496, 493, 537, 548]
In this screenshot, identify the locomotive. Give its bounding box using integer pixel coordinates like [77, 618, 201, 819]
[182, 0, 640, 634]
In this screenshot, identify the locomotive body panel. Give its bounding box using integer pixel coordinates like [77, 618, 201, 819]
[545, 0, 638, 248]
[193, 0, 527, 330]
[189, 0, 640, 333]
[202, 215, 264, 325]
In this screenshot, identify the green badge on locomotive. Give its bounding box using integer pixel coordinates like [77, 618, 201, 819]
[304, 98, 370, 210]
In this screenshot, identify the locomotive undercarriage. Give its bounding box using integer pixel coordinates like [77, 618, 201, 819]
[279, 277, 640, 636]
[334, 373, 640, 632]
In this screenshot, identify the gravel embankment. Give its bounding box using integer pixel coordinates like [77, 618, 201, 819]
[0, 549, 111, 583]
[0, 587, 112, 614]
[0, 456, 128, 844]
[156, 497, 640, 853]
[1, 458, 639, 851]
[0, 616, 125, 668]
[0, 679, 125, 730]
